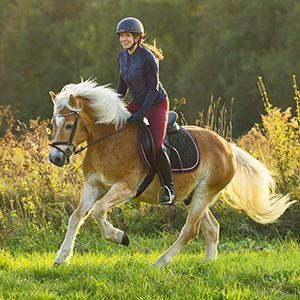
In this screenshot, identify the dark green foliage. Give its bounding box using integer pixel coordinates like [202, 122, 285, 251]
[1, 0, 300, 136]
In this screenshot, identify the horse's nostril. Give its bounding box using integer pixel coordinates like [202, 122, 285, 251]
[54, 157, 63, 165]
[49, 151, 65, 167]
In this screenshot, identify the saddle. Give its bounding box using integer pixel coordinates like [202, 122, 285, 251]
[134, 111, 200, 198]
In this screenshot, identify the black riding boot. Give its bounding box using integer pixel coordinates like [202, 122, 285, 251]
[156, 145, 176, 205]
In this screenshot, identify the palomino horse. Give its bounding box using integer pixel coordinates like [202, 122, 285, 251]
[49, 79, 294, 267]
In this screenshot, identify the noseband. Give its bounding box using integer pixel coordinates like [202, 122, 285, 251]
[49, 111, 89, 158]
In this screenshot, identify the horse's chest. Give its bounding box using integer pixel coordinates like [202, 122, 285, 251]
[86, 172, 113, 190]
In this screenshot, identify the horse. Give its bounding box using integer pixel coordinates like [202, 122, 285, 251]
[48, 79, 294, 268]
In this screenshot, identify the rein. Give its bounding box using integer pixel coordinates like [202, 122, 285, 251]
[49, 110, 127, 157]
[74, 127, 127, 154]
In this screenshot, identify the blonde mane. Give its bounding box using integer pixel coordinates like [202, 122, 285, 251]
[54, 79, 130, 128]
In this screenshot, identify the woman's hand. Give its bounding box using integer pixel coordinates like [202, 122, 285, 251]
[127, 112, 144, 125]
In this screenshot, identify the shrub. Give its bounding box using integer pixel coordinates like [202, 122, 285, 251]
[237, 76, 300, 236]
[0, 107, 85, 245]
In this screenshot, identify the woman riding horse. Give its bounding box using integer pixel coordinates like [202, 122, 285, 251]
[48, 79, 294, 267]
[116, 17, 175, 205]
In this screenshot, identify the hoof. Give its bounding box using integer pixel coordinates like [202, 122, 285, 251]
[121, 233, 130, 246]
[52, 259, 68, 267]
[52, 262, 63, 268]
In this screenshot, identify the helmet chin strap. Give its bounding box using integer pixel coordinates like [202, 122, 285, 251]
[128, 41, 137, 51]
[128, 36, 141, 51]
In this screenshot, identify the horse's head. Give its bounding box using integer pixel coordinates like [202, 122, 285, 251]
[49, 92, 90, 167]
[49, 79, 131, 167]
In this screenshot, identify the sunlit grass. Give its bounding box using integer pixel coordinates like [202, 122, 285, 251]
[0, 237, 299, 299]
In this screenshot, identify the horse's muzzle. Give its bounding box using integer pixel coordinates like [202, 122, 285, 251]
[49, 147, 70, 167]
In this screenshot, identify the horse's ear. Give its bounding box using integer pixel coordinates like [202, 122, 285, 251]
[49, 91, 57, 102]
[68, 94, 76, 107]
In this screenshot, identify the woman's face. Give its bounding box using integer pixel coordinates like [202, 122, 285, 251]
[119, 32, 135, 50]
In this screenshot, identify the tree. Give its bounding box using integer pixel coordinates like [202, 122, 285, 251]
[178, 0, 300, 135]
[0, 0, 300, 137]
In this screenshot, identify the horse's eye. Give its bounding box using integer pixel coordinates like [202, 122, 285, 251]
[65, 124, 73, 130]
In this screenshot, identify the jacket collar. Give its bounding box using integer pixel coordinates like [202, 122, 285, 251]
[127, 44, 142, 57]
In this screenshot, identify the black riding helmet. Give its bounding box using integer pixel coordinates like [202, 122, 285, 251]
[116, 17, 144, 36]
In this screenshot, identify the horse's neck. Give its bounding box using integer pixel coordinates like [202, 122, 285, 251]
[88, 123, 117, 143]
[88, 122, 136, 153]
[82, 104, 116, 142]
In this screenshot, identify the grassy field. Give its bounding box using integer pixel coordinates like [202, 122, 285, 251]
[0, 234, 299, 300]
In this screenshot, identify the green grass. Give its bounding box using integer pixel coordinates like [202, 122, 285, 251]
[0, 234, 299, 300]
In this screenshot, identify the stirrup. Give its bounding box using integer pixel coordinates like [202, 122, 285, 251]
[157, 186, 175, 205]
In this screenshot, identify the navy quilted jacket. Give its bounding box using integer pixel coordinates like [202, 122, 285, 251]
[117, 44, 167, 117]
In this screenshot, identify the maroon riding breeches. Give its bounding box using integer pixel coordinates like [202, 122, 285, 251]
[126, 97, 169, 152]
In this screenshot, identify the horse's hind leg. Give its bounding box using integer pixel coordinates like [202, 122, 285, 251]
[54, 183, 102, 265]
[201, 208, 219, 260]
[153, 187, 219, 268]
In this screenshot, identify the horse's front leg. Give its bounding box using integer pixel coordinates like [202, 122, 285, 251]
[53, 183, 102, 265]
[92, 181, 135, 246]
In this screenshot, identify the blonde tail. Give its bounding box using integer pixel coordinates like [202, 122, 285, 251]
[222, 144, 296, 224]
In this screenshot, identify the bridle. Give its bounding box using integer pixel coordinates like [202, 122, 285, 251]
[49, 110, 127, 159]
[49, 111, 89, 158]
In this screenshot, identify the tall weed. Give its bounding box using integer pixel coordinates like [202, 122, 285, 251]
[238, 76, 300, 198]
[237, 76, 300, 235]
[0, 108, 85, 244]
[195, 95, 233, 141]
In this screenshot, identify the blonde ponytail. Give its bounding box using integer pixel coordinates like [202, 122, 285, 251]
[140, 38, 164, 61]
